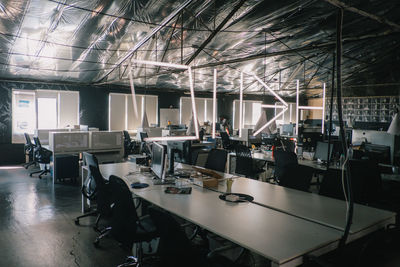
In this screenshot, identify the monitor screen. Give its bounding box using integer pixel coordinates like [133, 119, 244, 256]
[151, 142, 166, 179]
[282, 124, 294, 136]
[314, 141, 333, 162]
[167, 140, 191, 164]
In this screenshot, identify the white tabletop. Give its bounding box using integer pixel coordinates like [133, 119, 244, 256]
[134, 185, 342, 266]
[215, 177, 395, 234]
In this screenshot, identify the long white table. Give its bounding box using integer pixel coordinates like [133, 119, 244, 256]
[95, 161, 396, 267]
[135, 186, 342, 267]
[212, 177, 395, 234]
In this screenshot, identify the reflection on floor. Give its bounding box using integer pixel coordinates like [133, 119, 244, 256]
[0, 166, 127, 267]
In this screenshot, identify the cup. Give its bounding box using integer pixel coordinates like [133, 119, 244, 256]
[226, 178, 233, 193]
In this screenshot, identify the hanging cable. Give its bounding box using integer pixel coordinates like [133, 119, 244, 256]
[326, 53, 335, 165]
[336, 7, 354, 251]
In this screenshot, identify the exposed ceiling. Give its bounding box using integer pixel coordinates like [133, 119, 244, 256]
[0, 0, 399, 97]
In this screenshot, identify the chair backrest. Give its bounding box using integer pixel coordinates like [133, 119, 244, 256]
[205, 149, 228, 172]
[199, 129, 204, 141]
[123, 130, 131, 141]
[88, 165, 112, 216]
[320, 159, 382, 205]
[109, 175, 138, 248]
[24, 133, 34, 154]
[140, 132, 148, 142]
[273, 150, 298, 179]
[24, 133, 33, 146]
[148, 207, 195, 266]
[234, 144, 254, 176]
[32, 136, 52, 163]
[82, 152, 100, 200]
[278, 164, 313, 192]
[220, 131, 230, 144]
[348, 159, 382, 205]
[319, 169, 345, 200]
[33, 136, 42, 149]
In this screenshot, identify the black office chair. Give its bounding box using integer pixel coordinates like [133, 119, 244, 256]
[199, 128, 205, 141]
[234, 144, 265, 179]
[23, 133, 36, 169]
[319, 159, 382, 205]
[29, 137, 52, 178]
[319, 169, 345, 200]
[205, 149, 228, 173]
[106, 175, 158, 267]
[139, 132, 151, 155]
[123, 130, 135, 157]
[220, 131, 235, 151]
[273, 150, 313, 192]
[348, 159, 382, 205]
[148, 207, 245, 267]
[75, 152, 113, 232]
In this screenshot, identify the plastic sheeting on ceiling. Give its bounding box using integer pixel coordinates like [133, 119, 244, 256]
[0, 0, 399, 97]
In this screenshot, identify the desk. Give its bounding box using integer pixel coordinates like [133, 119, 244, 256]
[134, 184, 343, 267]
[97, 162, 396, 267]
[213, 177, 395, 234]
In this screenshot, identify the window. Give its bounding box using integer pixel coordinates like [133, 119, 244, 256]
[12, 91, 36, 142]
[12, 89, 80, 143]
[37, 98, 57, 129]
[180, 97, 215, 126]
[109, 93, 158, 131]
[232, 100, 262, 129]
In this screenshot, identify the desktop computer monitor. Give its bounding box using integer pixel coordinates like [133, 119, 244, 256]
[314, 141, 333, 163]
[167, 140, 191, 164]
[151, 142, 166, 179]
[282, 124, 294, 136]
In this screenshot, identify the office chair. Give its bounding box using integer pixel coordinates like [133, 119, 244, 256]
[273, 150, 313, 192]
[319, 159, 382, 205]
[106, 175, 158, 267]
[148, 207, 245, 267]
[75, 153, 113, 232]
[123, 130, 135, 157]
[220, 131, 235, 151]
[139, 132, 151, 155]
[205, 149, 228, 173]
[23, 133, 36, 169]
[29, 137, 52, 179]
[199, 128, 205, 141]
[319, 169, 345, 200]
[234, 144, 265, 179]
[348, 159, 382, 205]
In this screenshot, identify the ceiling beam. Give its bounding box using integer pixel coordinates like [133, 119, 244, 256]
[95, 0, 197, 83]
[323, 0, 400, 31]
[185, 0, 247, 65]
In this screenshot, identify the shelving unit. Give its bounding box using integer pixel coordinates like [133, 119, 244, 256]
[326, 96, 400, 123]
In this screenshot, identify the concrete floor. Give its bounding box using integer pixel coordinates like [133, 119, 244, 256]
[1, 165, 400, 267]
[0, 166, 128, 267]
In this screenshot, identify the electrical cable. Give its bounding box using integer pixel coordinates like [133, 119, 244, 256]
[336, 8, 354, 251]
[326, 52, 335, 166]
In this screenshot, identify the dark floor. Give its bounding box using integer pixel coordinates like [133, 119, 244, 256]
[0, 165, 128, 267]
[1, 165, 400, 267]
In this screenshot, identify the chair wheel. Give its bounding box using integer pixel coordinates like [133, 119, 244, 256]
[29, 174, 32, 177]
[74, 219, 79, 225]
[93, 239, 100, 247]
